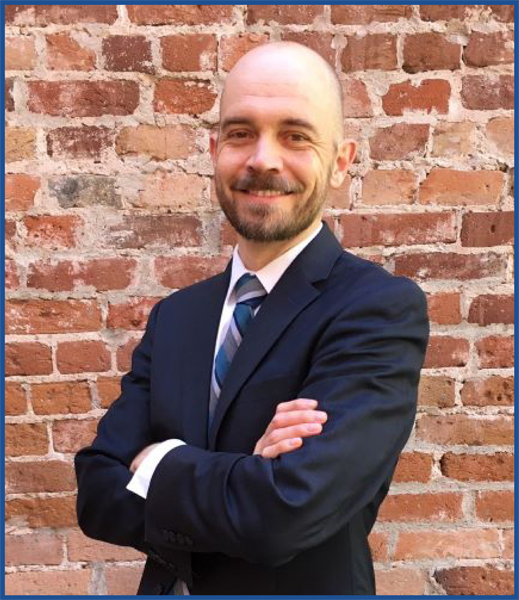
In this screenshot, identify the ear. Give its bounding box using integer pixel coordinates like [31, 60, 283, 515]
[329, 139, 356, 189]
[209, 131, 219, 167]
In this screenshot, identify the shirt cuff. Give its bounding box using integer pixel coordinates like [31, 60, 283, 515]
[126, 439, 186, 499]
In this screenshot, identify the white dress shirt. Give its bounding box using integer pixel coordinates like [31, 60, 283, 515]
[127, 223, 323, 594]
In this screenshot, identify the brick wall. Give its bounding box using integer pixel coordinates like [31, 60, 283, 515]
[5, 4, 514, 595]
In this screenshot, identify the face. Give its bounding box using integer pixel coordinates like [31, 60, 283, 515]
[211, 53, 354, 243]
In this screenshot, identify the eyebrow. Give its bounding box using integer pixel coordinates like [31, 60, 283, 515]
[220, 116, 318, 136]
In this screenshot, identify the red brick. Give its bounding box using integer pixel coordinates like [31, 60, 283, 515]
[220, 33, 270, 72]
[5, 259, 20, 290]
[379, 492, 463, 522]
[476, 336, 514, 368]
[432, 121, 476, 157]
[129, 171, 206, 211]
[427, 292, 462, 325]
[117, 338, 140, 372]
[46, 33, 96, 71]
[435, 567, 514, 595]
[155, 256, 228, 289]
[31, 381, 92, 414]
[161, 34, 217, 72]
[5, 342, 53, 376]
[106, 215, 202, 249]
[475, 491, 513, 523]
[116, 124, 195, 161]
[5, 5, 34, 24]
[5, 383, 27, 416]
[441, 452, 514, 482]
[5, 174, 40, 211]
[375, 569, 427, 596]
[362, 170, 417, 205]
[53, 419, 98, 453]
[367, 531, 389, 562]
[247, 4, 323, 24]
[5, 219, 17, 246]
[341, 79, 373, 118]
[403, 33, 461, 73]
[327, 175, 352, 210]
[419, 5, 471, 21]
[57, 340, 111, 374]
[417, 415, 513, 446]
[5, 570, 91, 596]
[461, 377, 514, 407]
[27, 81, 139, 117]
[464, 32, 514, 68]
[461, 211, 514, 247]
[6, 299, 102, 334]
[6, 77, 14, 111]
[105, 565, 144, 595]
[127, 5, 233, 25]
[5, 127, 36, 162]
[461, 75, 514, 110]
[6, 532, 63, 566]
[423, 336, 469, 368]
[24, 215, 82, 249]
[340, 213, 455, 248]
[281, 32, 334, 65]
[383, 79, 450, 116]
[154, 79, 216, 115]
[6, 496, 77, 528]
[332, 5, 411, 24]
[67, 528, 143, 562]
[27, 258, 136, 292]
[503, 529, 513, 558]
[395, 529, 500, 560]
[469, 295, 514, 325]
[369, 124, 429, 161]
[486, 117, 514, 155]
[419, 376, 456, 408]
[5, 36, 36, 70]
[97, 377, 121, 409]
[47, 126, 113, 159]
[6, 460, 76, 494]
[393, 452, 433, 483]
[394, 252, 506, 281]
[6, 423, 48, 457]
[34, 5, 117, 25]
[342, 34, 397, 72]
[107, 298, 159, 331]
[103, 36, 153, 73]
[489, 5, 515, 22]
[420, 169, 504, 206]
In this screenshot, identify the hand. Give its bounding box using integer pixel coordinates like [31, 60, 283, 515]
[130, 443, 161, 473]
[253, 398, 327, 459]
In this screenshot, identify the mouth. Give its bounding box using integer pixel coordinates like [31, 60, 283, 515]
[234, 189, 294, 201]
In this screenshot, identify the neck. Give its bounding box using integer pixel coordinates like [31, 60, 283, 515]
[236, 219, 321, 272]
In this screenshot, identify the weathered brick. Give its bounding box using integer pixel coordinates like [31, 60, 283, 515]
[47, 126, 113, 160]
[369, 124, 429, 161]
[6, 496, 77, 528]
[327, 175, 352, 210]
[362, 170, 417, 205]
[420, 169, 504, 205]
[6, 532, 63, 566]
[393, 452, 433, 483]
[476, 335, 514, 368]
[127, 5, 233, 25]
[419, 5, 471, 21]
[464, 32, 514, 68]
[155, 256, 228, 289]
[24, 215, 82, 250]
[441, 452, 513, 482]
[375, 569, 427, 596]
[486, 117, 514, 155]
[461, 212, 514, 247]
[106, 215, 202, 249]
[33, 4, 117, 25]
[5, 342, 53, 376]
[403, 34, 461, 73]
[116, 338, 140, 372]
[5, 570, 91, 596]
[6, 299, 102, 334]
[368, 531, 389, 562]
[461, 75, 514, 110]
[154, 79, 216, 115]
[57, 340, 111, 374]
[107, 298, 160, 331]
[6, 460, 76, 493]
[418, 376, 456, 408]
[116, 124, 195, 161]
[503, 529, 514, 558]
[247, 4, 323, 24]
[394, 252, 506, 281]
[49, 175, 121, 208]
[281, 32, 334, 64]
[332, 5, 411, 24]
[6, 423, 48, 457]
[432, 121, 476, 157]
[6, 174, 39, 211]
[342, 79, 373, 118]
[53, 419, 98, 453]
[475, 490, 513, 523]
[435, 567, 514, 596]
[220, 33, 270, 72]
[46, 33, 96, 71]
[128, 171, 206, 211]
[28, 81, 139, 117]
[342, 34, 397, 72]
[103, 36, 153, 74]
[31, 381, 92, 414]
[383, 79, 450, 116]
[5, 36, 36, 70]
[67, 528, 143, 562]
[105, 565, 144, 596]
[340, 213, 455, 247]
[417, 415, 514, 446]
[6, 77, 15, 111]
[427, 292, 462, 325]
[489, 5, 515, 22]
[97, 377, 121, 408]
[5, 127, 36, 163]
[468, 295, 514, 325]
[5, 383, 27, 416]
[378, 492, 463, 522]
[161, 34, 217, 72]
[461, 376, 514, 407]
[5, 259, 20, 290]
[394, 529, 500, 560]
[423, 336, 469, 368]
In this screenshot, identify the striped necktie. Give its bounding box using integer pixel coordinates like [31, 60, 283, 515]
[208, 273, 267, 428]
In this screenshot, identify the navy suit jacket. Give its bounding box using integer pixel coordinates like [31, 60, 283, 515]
[75, 223, 429, 595]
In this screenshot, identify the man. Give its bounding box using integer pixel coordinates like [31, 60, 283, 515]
[75, 42, 429, 595]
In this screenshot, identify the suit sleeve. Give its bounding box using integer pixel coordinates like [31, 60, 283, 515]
[144, 278, 429, 566]
[74, 300, 162, 551]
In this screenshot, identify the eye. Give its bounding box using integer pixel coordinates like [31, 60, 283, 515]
[286, 132, 310, 143]
[226, 130, 253, 140]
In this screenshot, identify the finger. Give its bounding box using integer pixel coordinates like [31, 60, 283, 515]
[266, 409, 328, 434]
[262, 437, 302, 459]
[266, 422, 323, 445]
[275, 398, 318, 413]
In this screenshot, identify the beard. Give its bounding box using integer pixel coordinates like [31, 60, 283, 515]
[215, 168, 331, 242]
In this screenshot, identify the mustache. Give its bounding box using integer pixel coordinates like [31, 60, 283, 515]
[231, 173, 305, 194]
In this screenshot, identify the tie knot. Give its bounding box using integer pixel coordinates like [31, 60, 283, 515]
[235, 273, 266, 306]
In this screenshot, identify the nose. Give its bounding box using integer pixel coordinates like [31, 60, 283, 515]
[246, 135, 283, 173]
